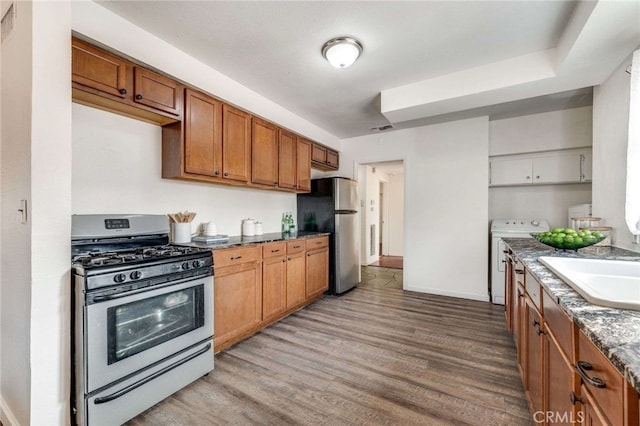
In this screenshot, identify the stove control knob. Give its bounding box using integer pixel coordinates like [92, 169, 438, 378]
[114, 273, 127, 283]
[182, 262, 190, 270]
[531, 220, 540, 227]
[130, 271, 142, 280]
[193, 260, 203, 268]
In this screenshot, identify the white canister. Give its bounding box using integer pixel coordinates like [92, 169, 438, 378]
[242, 219, 255, 236]
[254, 222, 263, 235]
[204, 222, 218, 236]
[171, 222, 192, 244]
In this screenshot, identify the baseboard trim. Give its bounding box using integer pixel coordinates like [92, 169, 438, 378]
[404, 285, 490, 303]
[0, 396, 20, 426]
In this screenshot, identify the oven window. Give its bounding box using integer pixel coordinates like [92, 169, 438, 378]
[107, 284, 205, 364]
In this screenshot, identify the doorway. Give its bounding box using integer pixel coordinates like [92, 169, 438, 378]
[359, 161, 404, 269]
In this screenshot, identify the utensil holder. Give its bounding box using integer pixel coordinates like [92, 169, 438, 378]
[171, 222, 192, 244]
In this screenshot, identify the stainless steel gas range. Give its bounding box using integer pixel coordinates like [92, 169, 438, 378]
[71, 214, 214, 426]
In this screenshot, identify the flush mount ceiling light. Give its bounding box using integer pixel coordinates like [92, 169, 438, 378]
[321, 37, 363, 69]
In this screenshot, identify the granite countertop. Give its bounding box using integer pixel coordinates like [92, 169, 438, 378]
[504, 238, 640, 392]
[181, 231, 330, 250]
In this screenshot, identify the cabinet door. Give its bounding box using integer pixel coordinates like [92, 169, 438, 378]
[262, 255, 287, 321]
[184, 89, 222, 177]
[326, 149, 339, 169]
[532, 153, 582, 184]
[278, 130, 297, 190]
[72, 38, 128, 98]
[133, 67, 181, 116]
[505, 252, 514, 334]
[581, 151, 593, 182]
[213, 261, 262, 350]
[286, 250, 306, 309]
[490, 158, 533, 185]
[544, 329, 578, 425]
[524, 298, 543, 414]
[577, 330, 625, 425]
[296, 138, 312, 192]
[252, 118, 279, 186]
[306, 247, 329, 298]
[222, 104, 252, 182]
[311, 143, 327, 164]
[580, 385, 609, 426]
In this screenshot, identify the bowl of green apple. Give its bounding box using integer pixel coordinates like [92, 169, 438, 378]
[532, 227, 606, 251]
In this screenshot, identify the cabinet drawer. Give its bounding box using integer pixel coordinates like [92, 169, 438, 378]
[287, 240, 305, 254]
[542, 289, 574, 359]
[262, 241, 286, 259]
[213, 245, 261, 268]
[306, 236, 329, 250]
[525, 270, 542, 311]
[577, 329, 624, 425]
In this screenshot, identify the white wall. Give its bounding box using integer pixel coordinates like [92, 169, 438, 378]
[1, 2, 33, 423]
[387, 173, 404, 256]
[73, 104, 296, 233]
[490, 106, 593, 155]
[488, 107, 593, 228]
[341, 117, 489, 302]
[593, 51, 639, 251]
[1, 2, 72, 425]
[489, 185, 592, 228]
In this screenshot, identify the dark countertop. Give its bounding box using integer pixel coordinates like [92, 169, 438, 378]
[504, 238, 640, 392]
[180, 231, 330, 250]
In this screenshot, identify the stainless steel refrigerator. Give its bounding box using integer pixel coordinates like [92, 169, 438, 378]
[297, 177, 359, 294]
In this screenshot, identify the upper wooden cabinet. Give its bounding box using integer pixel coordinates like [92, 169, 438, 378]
[133, 67, 181, 116]
[251, 118, 279, 186]
[296, 138, 312, 192]
[71, 37, 182, 125]
[72, 38, 128, 98]
[222, 104, 252, 183]
[183, 88, 222, 177]
[311, 142, 339, 171]
[278, 130, 297, 190]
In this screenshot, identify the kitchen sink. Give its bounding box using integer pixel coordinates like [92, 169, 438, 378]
[538, 256, 640, 311]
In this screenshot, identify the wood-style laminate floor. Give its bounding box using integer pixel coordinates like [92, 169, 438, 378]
[127, 267, 532, 425]
[370, 256, 404, 269]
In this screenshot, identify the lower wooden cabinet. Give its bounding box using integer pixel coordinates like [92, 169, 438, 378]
[262, 242, 287, 322]
[506, 249, 640, 426]
[286, 240, 307, 309]
[305, 236, 329, 299]
[213, 236, 329, 352]
[523, 296, 544, 414]
[213, 248, 262, 351]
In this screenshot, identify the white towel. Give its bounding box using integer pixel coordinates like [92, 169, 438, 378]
[626, 49, 640, 235]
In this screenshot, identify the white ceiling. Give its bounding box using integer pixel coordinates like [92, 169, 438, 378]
[96, 1, 639, 139]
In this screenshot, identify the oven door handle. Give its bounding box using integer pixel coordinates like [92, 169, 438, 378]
[93, 342, 212, 405]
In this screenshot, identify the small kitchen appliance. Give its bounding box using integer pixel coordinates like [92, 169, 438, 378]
[297, 177, 360, 294]
[490, 219, 550, 304]
[71, 214, 214, 426]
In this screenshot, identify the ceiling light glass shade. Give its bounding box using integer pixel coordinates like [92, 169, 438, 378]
[322, 37, 363, 69]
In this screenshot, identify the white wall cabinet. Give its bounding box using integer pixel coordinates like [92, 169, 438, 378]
[489, 148, 591, 187]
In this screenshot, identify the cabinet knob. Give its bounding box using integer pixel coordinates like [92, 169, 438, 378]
[119, 88, 127, 95]
[526, 176, 530, 179]
[223, 172, 229, 177]
[214, 170, 220, 176]
[536, 175, 540, 179]
[532, 319, 540, 327]
[569, 391, 584, 405]
[135, 94, 143, 100]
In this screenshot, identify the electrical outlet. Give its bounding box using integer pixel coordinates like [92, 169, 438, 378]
[18, 199, 27, 224]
